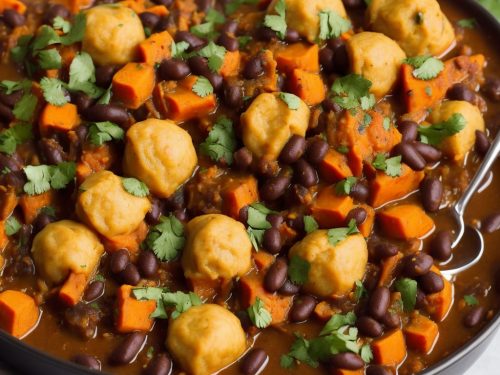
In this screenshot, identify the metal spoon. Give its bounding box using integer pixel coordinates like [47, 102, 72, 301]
[441, 132, 500, 278]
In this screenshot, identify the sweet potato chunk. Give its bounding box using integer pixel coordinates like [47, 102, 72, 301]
[116, 284, 156, 333]
[371, 329, 407, 366]
[378, 204, 435, 240]
[0, 290, 39, 338]
[112, 63, 155, 109]
[311, 187, 354, 228]
[404, 313, 439, 353]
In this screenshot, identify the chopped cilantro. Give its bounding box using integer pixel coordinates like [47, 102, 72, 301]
[395, 278, 418, 312]
[23, 162, 76, 195]
[40, 77, 68, 106]
[404, 55, 444, 80]
[192, 76, 214, 97]
[303, 215, 319, 234]
[122, 177, 149, 197]
[425, 86, 433, 97]
[60, 13, 87, 45]
[32, 26, 61, 51]
[457, 18, 477, 29]
[94, 274, 105, 282]
[354, 280, 367, 302]
[0, 80, 31, 95]
[53, 16, 71, 33]
[360, 344, 373, 363]
[319, 312, 357, 336]
[464, 294, 479, 306]
[238, 35, 252, 48]
[198, 42, 226, 73]
[0, 123, 33, 155]
[13, 93, 38, 122]
[145, 215, 185, 261]
[478, 0, 500, 19]
[335, 177, 357, 195]
[225, 0, 259, 14]
[318, 10, 351, 40]
[280, 335, 318, 369]
[133, 287, 202, 319]
[288, 255, 310, 285]
[68, 52, 103, 98]
[359, 113, 372, 132]
[246, 203, 273, 251]
[88, 121, 124, 146]
[418, 113, 466, 145]
[372, 154, 402, 177]
[199, 116, 237, 165]
[279, 92, 300, 110]
[331, 74, 375, 111]
[383, 117, 391, 131]
[337, 145, 349, 154]
[190, 22, 217, 40]
[37, 49, 62, 70]
[205, 9, 225, 24]
[247, 297, 272, 328]
[327, 219, 359, 246]
[5, 216, 21, 236]
[263, 0, 287, 39]
[171, 41, 190, 58]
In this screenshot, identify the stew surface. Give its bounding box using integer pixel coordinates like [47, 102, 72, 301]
[0, 0, 499, 375]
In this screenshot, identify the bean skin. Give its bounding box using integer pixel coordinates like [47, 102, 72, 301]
[32, 212, 55, 234]
[306, 138, 329, 164]
[83, 104, 129, 126]
[223, 20, 238, 34]
[144, 353, 173, 375]
[368, 286, 391, 320]
[243, 57, 264, 79]
[120, 263, 141, 285]
[43, 4, 70, 25]
[39, 138, 65, 165]
[398, 121, 418, 142]
[430, 231, 452, 261]
[279, 280, 301, 296]
[262, 227, 282, 254]
[289, 295, 316, 322]
[463, 306, 486, 328]
[403, 253, 434, 278]
[447, 83, 475, 102]
[329, 352, 364, 370]
[138, 250, 159, 278]
[95, 65, 116, 88]
[175, 31, 206, 50]
[293, 159, 318, 187]
[72, 92, 94, 113]
[419, 271, 444, 294]
[482, 77, 500, 101]
[223, 83, 243, 109]
[240, 349, 268, 375]
[260, 175, 291, 201]
[346, 207, 367, 226]
[366, 365, 392, 375]
[481, 212, 500, 234]
[332, 43, 349, 75]
[280, 135, 306, 164]
[475, 130, 490, 155]
[110, 249, 130, 274]
[420, 177, 443, 213]
[205, 72, 223, 92]
[139, 12, 160, 30]
[392, 142, 426, 171]
[217, 32, 239, 52]
[356, 316, 383, 338]
[83, 281, 105, 302]
[319, 47, 335, 73]
[285, 28, 300, 43]
[3, 9, 26, 28]
[350, 182, 370, 202]
[0, 102, 14, 122]
[72, 354, 101, 370]
[188, 56, 210, 76]
[233, 147, 253, 170]
[381, 311, 401, 329]
[109, 332, 147, 365]
[159, 58, 191, 81]
[146, 198, 163, 225]
[0, 90, 22, 107]
[372, 243, 398, 260]
[264, 258, 288, 292]
[412, 141, 442, 163]
[267, 214, 283, 228]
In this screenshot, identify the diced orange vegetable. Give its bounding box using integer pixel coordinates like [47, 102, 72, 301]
[0, 290, 39, 338]
[220, 50, 241, 78]
[0, 0, 27, 14]
[144, 5, 169, 16]
[252, 251, 275, 271]
[116, 285, 156, 333]
[239, 273, 292, 325]
[66, 0, 94, 13]
[402, 54, 485, 113]
[0, 187, 18, 220]
[112, 63, 155, 109]
[153, 76, 217, 122]
[39, 103, 81, 136]
[369, 165, 424, 208]
[138, 31, 173, 65]
[331, 370, 363, 375]
[118, 0, 145, 12]
[378, 204, 435, 240]
[59, 44, 79, 67]
[0, 222, 7, 250]
[404, 313, 439, 353]
[426, 266, 453, 322]
[222, 176, 259, 219]
[76, 144, 117, 184]
[311, 187, 354, 228]
[275, 43, 320, 74]
[371, 329, 407, 366]
[313, 301, 336, 322]
[19, 191, 54, 225]
[102, 221, 148, 254]
[288, 69, 326, 106]
[319, 149, 353, 182]
[188, 278, 221, 301]
[378, 252, 403, 287]
[358, 204, 375, 237]
[59, 272, 87, 307]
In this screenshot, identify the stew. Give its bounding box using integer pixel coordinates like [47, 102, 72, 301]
[0, 0, 499, 375]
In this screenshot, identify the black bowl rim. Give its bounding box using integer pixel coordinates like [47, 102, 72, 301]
[1, 0, 500, 374]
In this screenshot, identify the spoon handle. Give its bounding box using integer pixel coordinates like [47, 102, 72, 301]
[454, 132, 500, 215]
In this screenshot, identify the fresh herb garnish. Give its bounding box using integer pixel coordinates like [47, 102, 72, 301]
[457, 18, 477, 29]
[133, 287, 202, 319]
[192, 76, 214, 97]
[464, 294, 479, 306]
[246, 203, 273, 251]
[200, 116, 237, 165]
[88, 121, 124, 146]
[327, 219, 359, 246]
[198, 42, 227, 72]
[247, 297, 272, 328]
[318, 10, 351, 40]
[279, 92, 300, 110]
[122, 177, 149, 198]
[0, 123, 33, 155]
[145, 215, 185, 261]
[331, 74, 376, 111]
[5, 216, 21, 236]
[23, 162, 76, 195]
[288, 255, 310, 286]
[372, 154, 402, 177]
[404, 55, 444, 80]
[354, 280, 367, 302]
[395, 278, 418, 312]
[263, 0, 287, 39]
[418, 113, 466, 145]
[335, 177, 357, 195]
[303, 215, 319, 234]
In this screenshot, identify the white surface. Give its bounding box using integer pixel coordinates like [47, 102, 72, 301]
[464, 329, 500, 374]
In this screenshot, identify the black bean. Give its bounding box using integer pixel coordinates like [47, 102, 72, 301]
[332, 44, 349, 75]
[356, 316, 383, 338]
[109, 332, 146, 365]
[481, 212, 500, 234]
[144, 353, 172, 375]
[140, 12, 160, 30]
[39, 138, 65, 165]
[420, 177, 443, 213]
[319, 47, 335, 73]
[368, 286, 391, 320]
[419, 271, 444, 294]
[342, 0, 365, 8]
[373, 243, 398, 260]
[415, 288, 427, 309]
[152, 0, 173, 7]
[366, 365, 392, 375]
[279, 280, 301, 296]
[280, 135, 306, 164]
[204, 72, 223, 92]
[0, 90, 22, 107]
[223, 20, 238, 34]
[83, 104, 129, 126]
[260, 175, 291, 201]
[329, 352, 364, 370]
[267, 214, 283, 228]
[289, 295, 316, 322]
[3, 9, 25, 28]
[398, 121, 418, 143]
[75, 125, 88, 144]
[195, 0, 211, 12]
[233, 147, 253, 170]
[236, 310, 252, 331]
[43, 4, 70, 25]
[294, 159, 318, 187]
[165, 189, 184, 211]
[72, 354, 101, 371]
[264, 258, 288, 292]
[159, 58, 190, 81]
[322, 98, 342, 113]
[430, 231, 452, 261]
[146, 198, 163, 225]
[224, 83, 243, 108]
[463, 306, 486, 328]
[287, 214, 304, 232]
[256, 26, 278, 41]
[412, 142, 442, 163]
[475, 130, 490, 155]
[0, 102, 14, 122]
[173, 209, 187, 222]
[240, 348, 268, 375]
[71, 92, 94, 113]
[84, 281, 105, 302]
[154, 16, 171, 32]
[285, 28, 300, 43]
[482, 77, 500, 101]
[306, 138, 329, 164]
[239, 206, 249, 223]
[110, 249, 130, 274]
[263, 228, 282, 254]
[244, 56, 264, 79]
[346, 207, 367, 226]
[138, 250, 159, 278]
[403, 253, 434, 278]
[95, 65, 116, 88]
[32, 212, 55, 234]
[120, 263, 141, 285]
[447, 83, 475, 102]
[350, 182, 369, 202]
[381, 311, 401, 329]
[188, 55, 210, 76]
[175, 31, 206, 50]
[0, 153, 21, 172]
[392, 142, 426, 171]
[217, 32, 239, 52]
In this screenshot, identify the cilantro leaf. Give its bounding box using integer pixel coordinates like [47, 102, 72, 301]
[247, 297, 272, 328]
[464, 294, 479, 306]
[5, 216, 21, 236]
[60, 13, 86, 45]
[238, 35, 252, 48]
[171, 41, 190, 58]
[68, 52, 103, 98]
[32, 26, 61, 51]
[478, 0, 500, 19]
[318, 10, 351, 40]
[360, 344, 373, 363]
[264, 0, 287, 39]
[319, 312, 357, 336]
[457, 18, 477, 28]
[40, 77, 68, 106]
[335, 176, 357, 195]
[37, 49, 62, 70]
[192, 76, 213, 97]
[122, 177, 149, 197]
[145, 215, 185, 261]
[198, 42, 227, 73]
[13, 93, 38, 122]
[395, 278, 418, 312]
[288, 255, 310, 285]
[23, 162, 76, 195]
[0, 123, 33, 155]
[383, 117, 391, 131]
[303, 215, 319, 234]
[246, 203, 273, 251]
[404, 55, 444, 80]
[327, 219, 359, 246]
[0, 79, 31, 95]
[281, 335, 319, 369]
[205, 9, 225, 24]
[200, 116, 237, 165]
[53, 16, 71, 33]
[11, 35, 33, 64]
[133, 287, 168, 318]
[190, 22, 217, 40]
[225, 0, 259, 14]
[279, 92, 300, 110]
[163, 291, 202, 319]
[88, 121, 124, 146]
[372, 154, 402, 177]
[418, 113, 466, 146]
[331, 74, 375, 111]
[354, 280, 367, 302]
[49, 161, 76, 189]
